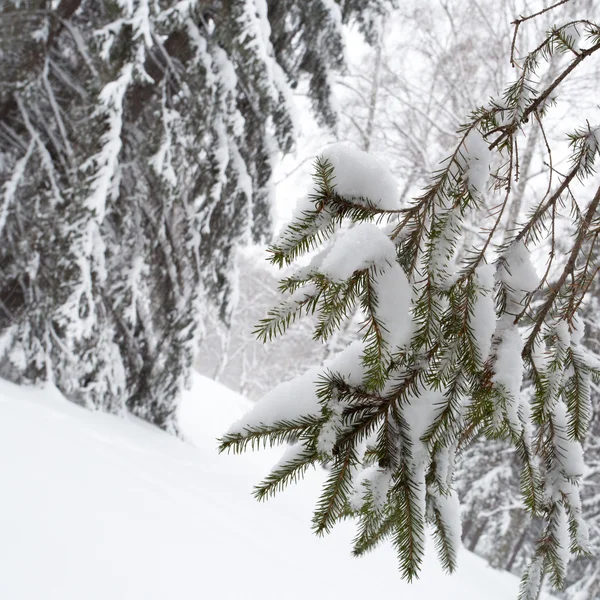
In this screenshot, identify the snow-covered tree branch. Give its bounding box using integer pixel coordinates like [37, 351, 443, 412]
[220, 7, 600, 598]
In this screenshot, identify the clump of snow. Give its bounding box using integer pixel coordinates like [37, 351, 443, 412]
[457, 129, 491, 199]
[317, 390, 344, 455]
[324, 340, 368, 387]
[434, 445, 456, 488]
[316, 220, 414, 353]
[551, 400, 586, 480]
[498, 241, 540, 307]
[86, 64, 133, 220]
[371, 263, 414, 350]
[226, 366, 322, 435]
[229, 339, 374, 442]
[522, 558, 545, 600]
[321, 144, 400, 210]
[212, 45, 238, 95]
[400, 384, 447, 549]
[470, 264, 497, 364]
[570, 314, 585, 346]
[555, 504, 572, 575]
[492, 323, 524, 430]
[430, 485, 462, 561]
[364, 466, 393, 511]
[429, 209, 461, 287]
[555, 320, 571, 348]
[403, 385, 445, 461]
[320, 223, 397, 281]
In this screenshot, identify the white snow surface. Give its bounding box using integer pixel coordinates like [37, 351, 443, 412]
[322, 143, 400, 210]
[0, 374, 558, 600]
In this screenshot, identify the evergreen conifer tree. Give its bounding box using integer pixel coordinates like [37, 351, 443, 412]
[220, 6, 600, 598]
[0, 0, 391, 429]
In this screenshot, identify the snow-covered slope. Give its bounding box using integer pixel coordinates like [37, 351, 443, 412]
[0, 375, 554, 600]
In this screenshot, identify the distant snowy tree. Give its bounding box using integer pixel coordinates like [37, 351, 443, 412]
[0, 0, 392, 429]
[220, 5, 600, 599]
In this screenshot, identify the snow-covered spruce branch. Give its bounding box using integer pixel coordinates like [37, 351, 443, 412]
[220, 14, 600, 600]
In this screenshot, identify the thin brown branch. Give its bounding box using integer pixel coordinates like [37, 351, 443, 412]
[523, 181, 600, 356]
[493, 39, 600, 152]
[510, 0, 573, 67]
[514, 164, 580, 245]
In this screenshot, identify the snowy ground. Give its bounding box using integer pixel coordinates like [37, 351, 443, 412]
[0, 374, 555, 599]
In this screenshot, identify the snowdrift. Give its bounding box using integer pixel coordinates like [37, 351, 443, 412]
[0, 375, 554, 599]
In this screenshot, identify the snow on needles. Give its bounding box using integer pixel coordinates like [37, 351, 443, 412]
[320, 223, 397, 281]
[322, 144, 400, 210]
[372, 263, 414, 350]
[235, 147, 413, 436]
[228, 340, 368, 437]
[498, 240, 540, 309]
[552, 400, 586, 481]
[457, 128, 491, 199]
[320, 225, 413, 351]
[227, 366, 322, 435]
[488, 243, 540, 430]
[470, 264, 497, 365]
[492, 323, 525, 431]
